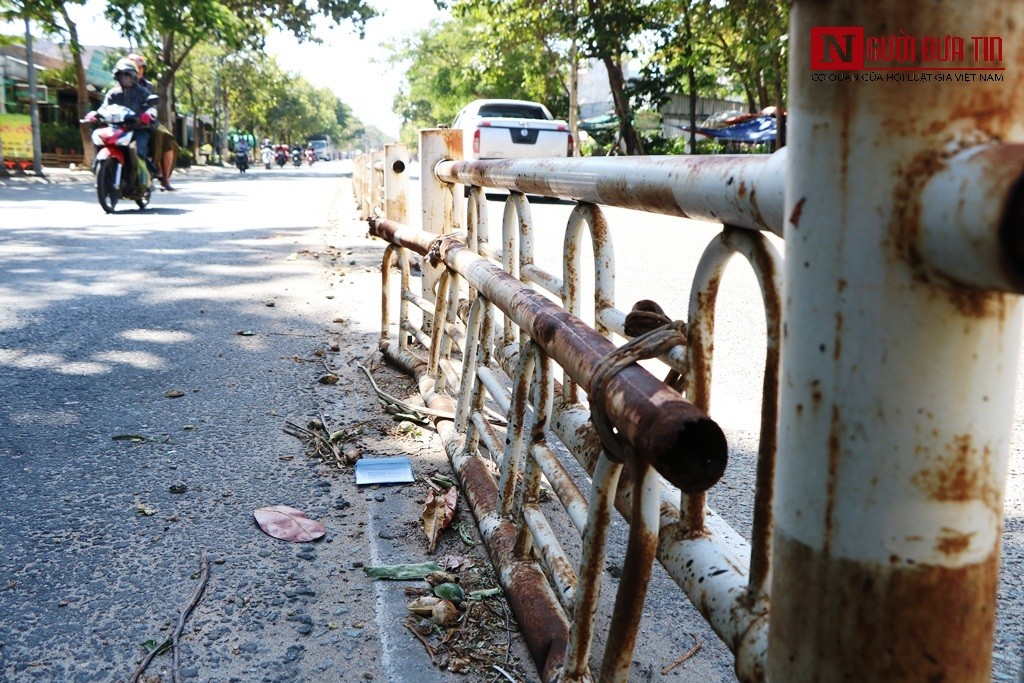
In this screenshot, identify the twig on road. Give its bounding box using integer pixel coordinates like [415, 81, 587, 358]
[355, 362, 507, 426]
[129, 552, 211, 683]
[660, 633, 702, 674]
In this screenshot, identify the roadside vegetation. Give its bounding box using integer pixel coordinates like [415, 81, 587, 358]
[392, 0, 788, 155]
[0, 0, 386, 161]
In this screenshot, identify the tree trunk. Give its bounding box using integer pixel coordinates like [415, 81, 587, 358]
[0, 47, 7, 172]
[772, 51, 786, 150]
[688, 68, 697, 155]
[220, 85, 229, 162]
[601, 54, 642, 155]
[158, 32, 175, 131]
[684, 8, 696, 154]
[56, 3, 94, 167]
[755, 73, 768, 111]
[568, 36, 580, 156]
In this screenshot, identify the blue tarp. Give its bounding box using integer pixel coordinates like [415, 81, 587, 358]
[691, 116, 777, 143]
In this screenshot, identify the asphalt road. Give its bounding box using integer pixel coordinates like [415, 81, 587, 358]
[1, 161, 1022, 682]
[0, 162, 541, 683]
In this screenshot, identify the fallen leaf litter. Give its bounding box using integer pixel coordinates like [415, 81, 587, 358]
[282, 352, 532, 679]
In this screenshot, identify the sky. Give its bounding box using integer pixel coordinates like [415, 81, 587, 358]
[14, 0, 450, 138]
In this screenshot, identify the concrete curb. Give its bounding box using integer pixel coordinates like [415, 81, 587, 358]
[0, 163, 241, 187]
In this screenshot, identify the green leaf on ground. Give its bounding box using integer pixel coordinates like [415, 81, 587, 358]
[363, 562, 442, 580]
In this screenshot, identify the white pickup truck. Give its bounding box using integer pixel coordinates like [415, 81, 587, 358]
[453, 99, 573, 160]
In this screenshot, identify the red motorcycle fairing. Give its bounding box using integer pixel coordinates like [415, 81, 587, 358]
[105, 146, 126, 164]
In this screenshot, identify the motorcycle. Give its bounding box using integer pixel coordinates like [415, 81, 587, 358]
[291, 148, 302, 167]
[305, 148, 316, 165]
[235, 147, 250, 173]
[275, 147, 288, 168]
[83, 103, 154, 214]
[261, 146, 273, 170]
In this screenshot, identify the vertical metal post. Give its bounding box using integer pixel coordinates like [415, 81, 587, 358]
[383, 144, 411, 346]
[361, 154, 372, 219]
[368, 149, 383, 217]
[383, 143, 409, 224]
[419, 128, 465, 325]
[773, 2, 1024, 680]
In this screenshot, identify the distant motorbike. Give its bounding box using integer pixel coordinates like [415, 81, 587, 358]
[275, 148, 288, 168]
[305, 148, 316, 165]
[261, 146, 273, 170]
[291, 148, 302, 167]
[83, 103, 154, 214]
[235, 147, 249, 173]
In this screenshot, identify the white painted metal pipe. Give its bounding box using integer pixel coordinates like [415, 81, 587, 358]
[775, 2, 1024, 680]
[436, 151, 788, 236]
[918, 143, 1024, 293]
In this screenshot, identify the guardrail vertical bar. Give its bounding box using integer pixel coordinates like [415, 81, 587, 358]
[383, 145, 411, 345]
[357, 153, 370, 221]
[384, 143, 409, 225]
[774, 2, 1024, 680]
[368, 150, 382, 217]
[420, 129, 465, 330]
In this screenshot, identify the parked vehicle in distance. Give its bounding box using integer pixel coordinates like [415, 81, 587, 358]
[453, 99, 573, 161]
[306, 135, 334, 161]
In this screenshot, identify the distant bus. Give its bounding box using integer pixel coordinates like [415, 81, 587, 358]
[306, 136, 335, 161]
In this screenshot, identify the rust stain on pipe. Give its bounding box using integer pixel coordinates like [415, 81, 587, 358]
[770, 533, 997, 681]
[370, 217, 728, 494]
[911, 434, 999, 511]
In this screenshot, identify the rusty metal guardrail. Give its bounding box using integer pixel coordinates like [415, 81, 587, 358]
[353, 2, 1024, 680]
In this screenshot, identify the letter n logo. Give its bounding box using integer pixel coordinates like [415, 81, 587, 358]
[811, 26, 864, 70]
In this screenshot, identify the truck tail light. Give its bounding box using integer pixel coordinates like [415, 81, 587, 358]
[567, 133, 574, 156]
[473, 128, 480, 155]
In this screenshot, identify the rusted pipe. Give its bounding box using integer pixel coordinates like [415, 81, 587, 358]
[918, 143, 1024, 292]
[435, 151, 787, 236]
[369, 216, 729, 494]
[381, 340, 571, 682]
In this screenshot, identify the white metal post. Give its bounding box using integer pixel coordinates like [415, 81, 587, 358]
[774, 2, 1024, 680]
[383, 143, 409, 225]
[419, 129, 465, 323]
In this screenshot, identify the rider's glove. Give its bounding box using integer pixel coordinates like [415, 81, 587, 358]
[124, 113, 138, 124]
[84, 111, 98, 123]
[140, 112, 153, 125]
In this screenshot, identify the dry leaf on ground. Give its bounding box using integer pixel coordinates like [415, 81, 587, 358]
[440, 555, 475, 572]
[253, 505, 326, 542]
[422, 486, 458, 553]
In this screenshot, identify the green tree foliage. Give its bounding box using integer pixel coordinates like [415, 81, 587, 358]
[174, 42, 369, 151]
[706, 0, 788, 146]
[2, 0, 96, 162]
[388, 6, 567, 149]
[103, 0, 376, 129]
[432, 0, 787, 155]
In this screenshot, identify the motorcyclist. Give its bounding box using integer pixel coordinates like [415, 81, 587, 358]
[96, 58, 159, 177]
[235, 138, 251, 172]
[126, 53, 178, 191]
